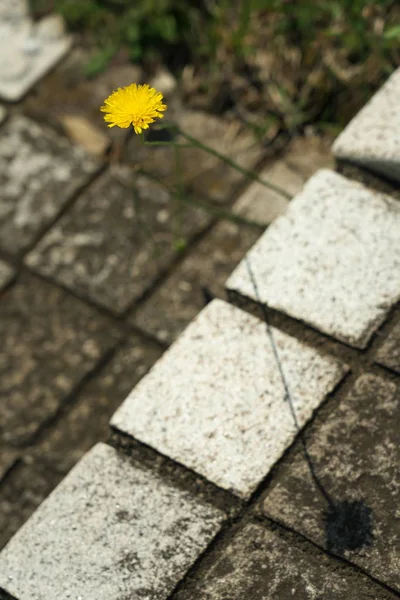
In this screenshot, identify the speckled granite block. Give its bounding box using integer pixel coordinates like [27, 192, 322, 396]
[227, 169, 400, 349]
[375, 321, 400, 374]
[0, 260, 14, 291]
[0, 115, 99, 255]
[333, 68, 400, 182]
[263, 374, 400, 592]
[0, 1, 72, 102]
[175, 522, 398, 600]
[0, 443, 225, 600]
[112, 299, 347, 499]
[0, 273, 120, 447]
[26, 171, 210, 314]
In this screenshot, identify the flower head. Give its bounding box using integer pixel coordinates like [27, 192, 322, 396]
[100, 83, 167, 135]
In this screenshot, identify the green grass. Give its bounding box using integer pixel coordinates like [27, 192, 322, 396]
[30, 0, 400, 129]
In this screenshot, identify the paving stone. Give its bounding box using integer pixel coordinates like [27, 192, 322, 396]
[227, 169, 400, 349]
[26, 170, 210, 314]
[175, 522, 397, 600]
[375, 320, 400, 374]
[0, 260, 14, 291]
[263, 374, 400, 592]
[0, 273, 120, 448]
[0, 443, 225, 600]
[333, 68, 400, 183]
[123, 104, 265, 204]
[112, 299, 347, 499]
[0, 1, 72, 102]
[132, 221, 262, 344]
[0, 337, 163, 550]
[233, 160, 304, 226]
[284, 133, 335, 179]
[0, 115, 100, 256]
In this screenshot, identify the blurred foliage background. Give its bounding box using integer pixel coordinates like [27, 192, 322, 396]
[30, 0, 399, 135]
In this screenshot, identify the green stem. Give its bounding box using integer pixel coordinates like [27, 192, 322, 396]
[179, 129, 292, 200]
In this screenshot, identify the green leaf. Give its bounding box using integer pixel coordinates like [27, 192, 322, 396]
[383, 26, 400, 40]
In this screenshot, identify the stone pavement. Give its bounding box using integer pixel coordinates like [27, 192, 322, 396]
[0, 4, 399, 598]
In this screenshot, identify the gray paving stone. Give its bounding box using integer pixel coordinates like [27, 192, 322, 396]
[26, 170, 210, 313]
[0, 260, 14, 291]
[227, 169, 400, 349]
[0, 337, 163, 550]
[112, 299, 347, 499]
[175, 522, 397, 600]
[333, 68, 400, 183]
[131, 220, 261, 344]
[233, 160, 304, 226]
[0, 1, 72, 102]
[263, 374, 400, 592]
[0, 443, 225, 600]
[123, 105, 265, 205]
[375, 320, 400, 374]
[0, 115, 99, 255]
[0, 273, 120, 448]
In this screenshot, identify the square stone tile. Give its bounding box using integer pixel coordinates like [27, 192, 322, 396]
[175, 522, 397, 600]
[233, 160, 304, 226]
[0, 443, 225, 600]
[0, 273, 120, 448]
[263, 374, 400, 592]
[0, 115, 99, 255]
[333, 68, 400, 183]
[131, 220, 262, 344]
[227, 169, 400, 349]
[112, 299, 347, 499]
[0, 260, 14, 291]
[374, 320, 400, 374]
[26, 171, 210, 314]
[123, 106, 265, 204]
[0, 3, 72, 102]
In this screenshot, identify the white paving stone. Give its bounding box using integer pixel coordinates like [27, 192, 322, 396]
[0, 443, 224, 600]
[111, 299, 347, 499]
[227, 169, 400, 349]
[333, 68, 400, 182]
[0, 1, 72, 102]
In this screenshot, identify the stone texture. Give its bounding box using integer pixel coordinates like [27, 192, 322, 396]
[0, 273, 120, 448]
[26, 170, 210, 314]
[175, 522, 397, 600]
[0, 449, 18, 483]
[0, 443, 225, 600]
[0, 336, 163, 550]
[0, 260, 14, 291]
[132, 220, 261, 344]
[112, 299, 347, 499]
[375, 320, 400, 374]
[284, 133, 335, 179]
[123, 105, 265, 204]
[333, 68, 400, 183]
[227, 169, 400, 349]
[0, 104, 6, 124]
[0, 115, 99, 255]
[233, 160, 304, 225]
[0, 2, 72, 102]
[263, 374, 400, 592]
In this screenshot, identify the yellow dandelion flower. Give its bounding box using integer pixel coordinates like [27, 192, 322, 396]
[100, 83, 167, 135]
